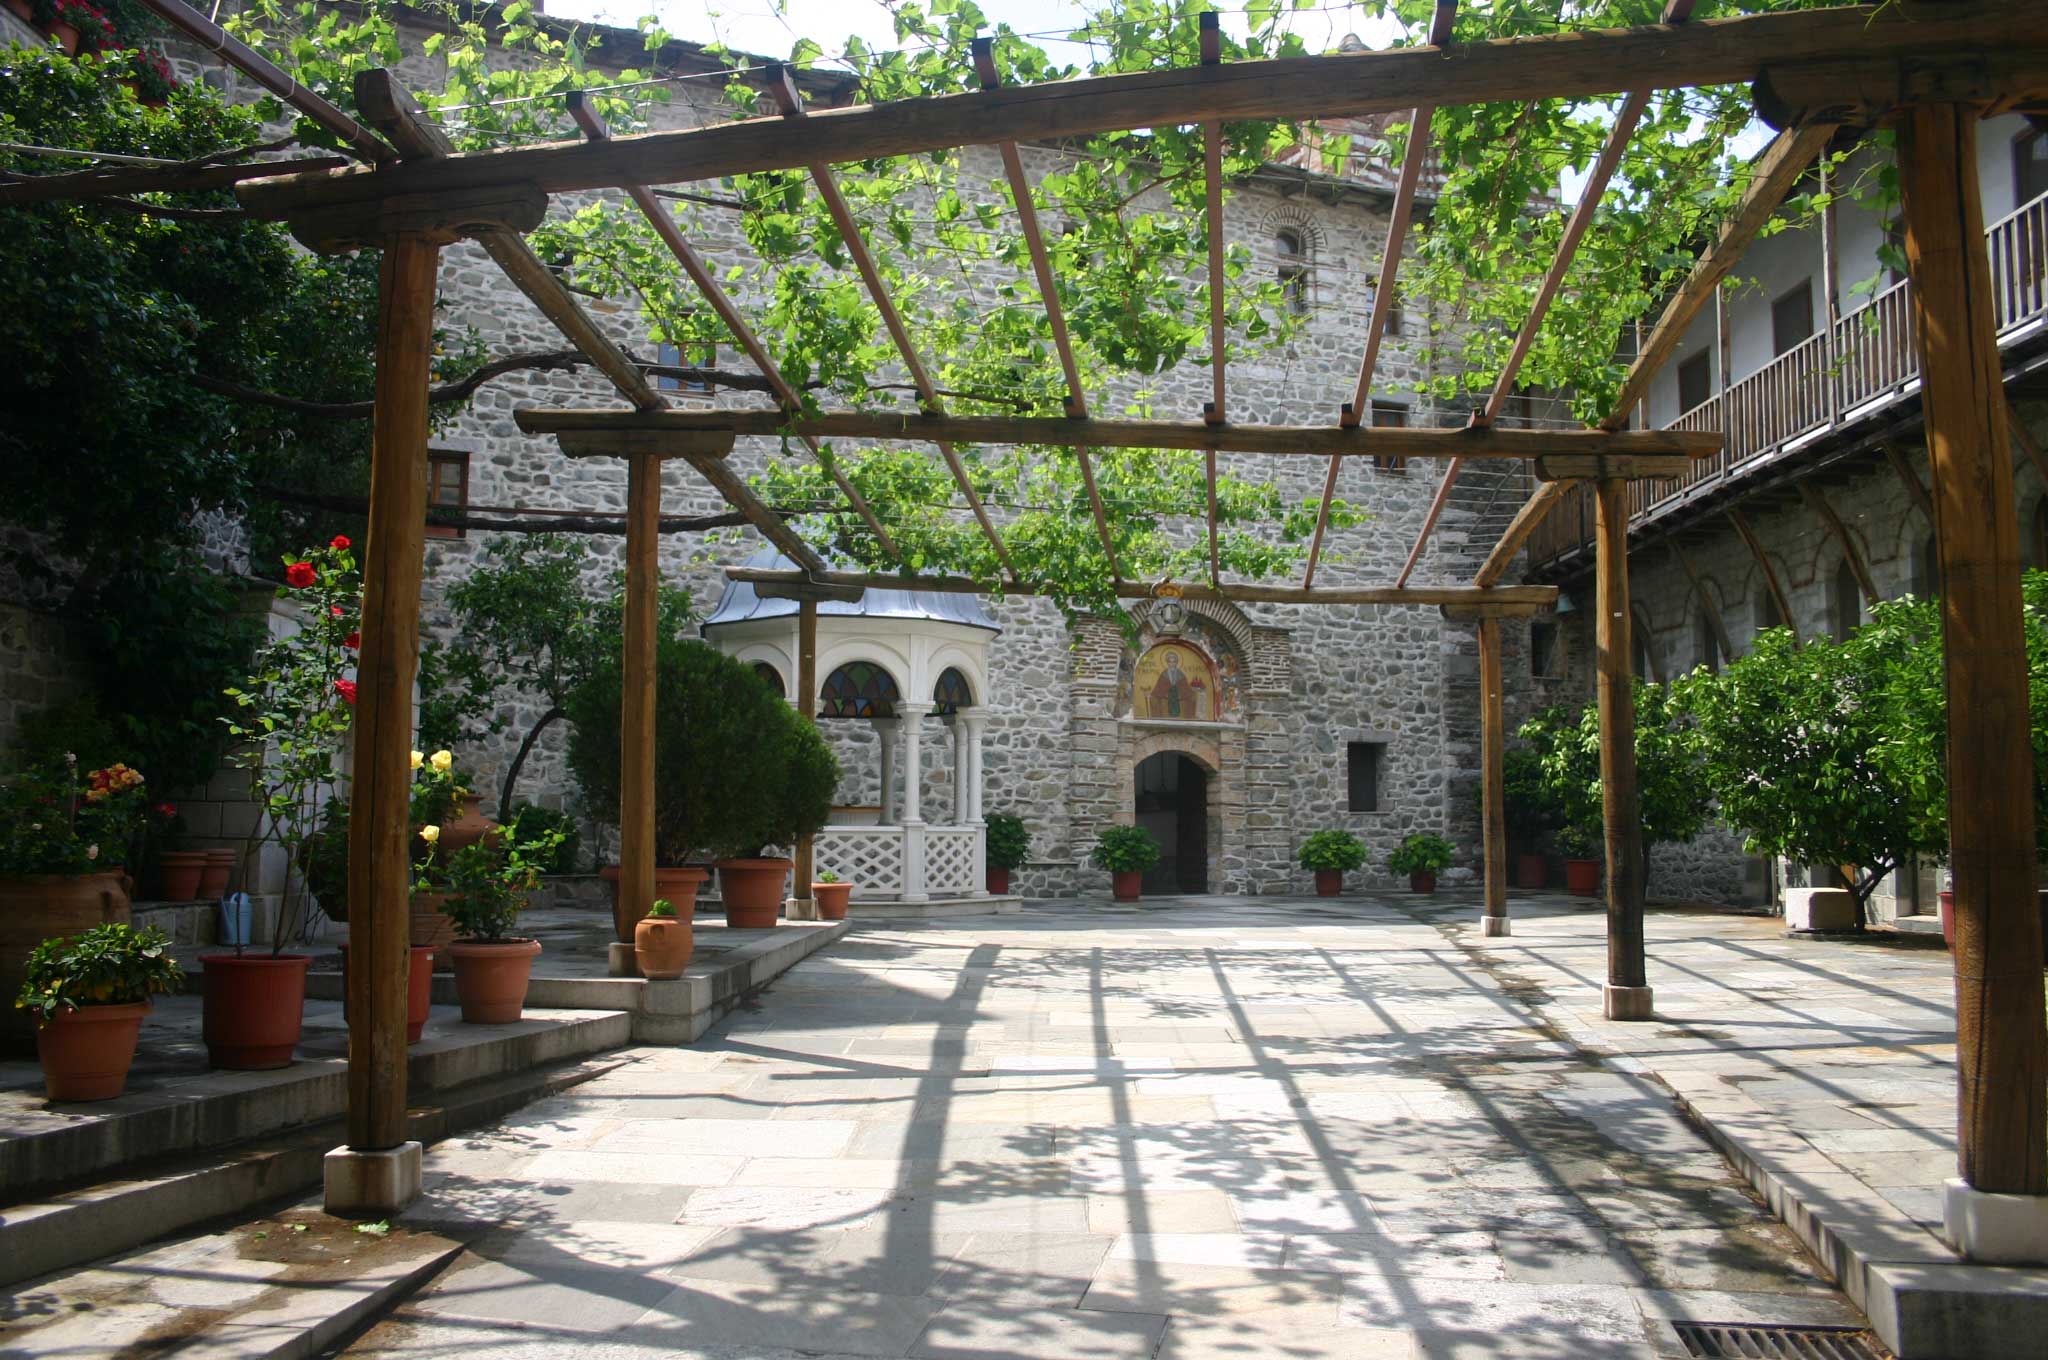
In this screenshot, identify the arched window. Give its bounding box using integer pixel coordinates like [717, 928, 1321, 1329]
[818, 661, 901, 719]
[1694, 610, 1722, 675]
[1756, 588, 1785, 638]
[752, 661, 786, 697]
[1275, 229, 1310, 316]
[931, 667, 973, 716]
[1832, 559, 1863, 641]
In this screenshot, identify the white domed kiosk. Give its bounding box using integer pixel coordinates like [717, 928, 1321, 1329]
[701, 551, 999, 904]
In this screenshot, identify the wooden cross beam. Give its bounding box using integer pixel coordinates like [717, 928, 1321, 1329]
[726, 565, 1557, 611]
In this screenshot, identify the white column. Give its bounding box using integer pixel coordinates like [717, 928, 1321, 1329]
[898, 701, 931, 902]
[871, 717, 899, 825]
[949, 716, 968, 826]
[960, 707, 988, 896]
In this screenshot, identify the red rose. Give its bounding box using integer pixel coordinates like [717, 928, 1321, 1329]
[344, 631, 361, 650]
[329, 535, 352, 550]
[156, 802, 177, 818]
[335, 679, 358, 705]
[330, 606, 344, 617]
[285, 561, 316, 588]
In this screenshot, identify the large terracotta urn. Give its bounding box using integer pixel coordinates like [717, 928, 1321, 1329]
[200, 953, 311, 1069]
[0, 872, 130, 1055]
[410, 890, 459, 968]
[601, 865, 708, 942]
[35, 1002, 151, 1102]
[716, 858, 790, 928]
[448, 939, 541, 1024]
[633, 915, 693, 979]
[437, 793, 500, 857]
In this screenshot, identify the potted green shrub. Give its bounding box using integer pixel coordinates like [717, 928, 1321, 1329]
[507, 803, 582, 875]
[1388, 832, 1455, 894]
[436, 823, 564, 1024]
[567, 639, 838, 934]
[984, 811, 1029, 895]
[1090, 826, 1160, 902]
[15, 922, 181, 1102]
[1297, 830, 1367, 897]
[1502, 747, 1556, 889]
[1555, 823, 1603, 897]
[812, 870, 852, 921]
[633, 898, 691, 979]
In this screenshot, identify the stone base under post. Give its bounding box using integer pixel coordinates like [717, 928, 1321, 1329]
[1603, 984, 1654, 1020]
[1944, 1177, 2048, 1263]
[1480, 916, 1511, 938]
[785, 896, 820, 922]
[607, 941, 639, 977]
[324, 1141, 422, 1217]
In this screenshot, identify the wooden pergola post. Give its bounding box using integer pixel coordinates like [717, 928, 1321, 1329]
[614, 451, 662, 973]
[1595, 476, 1651, 1019]
[788, 598, 820, 920]
[325, 232, 438, 1215]
[1898, 99, 2048, 1260]
[1478, 614, 1510, 937]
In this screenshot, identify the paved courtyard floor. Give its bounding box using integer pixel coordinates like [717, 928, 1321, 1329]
[348, 896, 1876, 1359]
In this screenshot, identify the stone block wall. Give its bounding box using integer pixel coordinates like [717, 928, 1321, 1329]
[0, 602, 90, 767]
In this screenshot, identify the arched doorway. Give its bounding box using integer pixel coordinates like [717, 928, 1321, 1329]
[1135, 752, 1209, 894]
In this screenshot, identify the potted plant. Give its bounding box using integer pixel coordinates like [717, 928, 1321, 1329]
[1297, 830, 1367, 897]
[812, 870, 852, 921]
[984, 811, 1028, 895]
[15, 922, 182, 1102]
[1090, 825, 1160, 902]
[1557, 823, 1603, 897]
[437, 822, 562, 1024]
[507, 803, 581, 876]
[567, 639, 839, 936]
[1502, 747, 1554, 889]
[0, 755, 142, 1056]
[634, 898, 691, 979]
[208, 539, 358, 1069]
[1388, 832, 1455, 894]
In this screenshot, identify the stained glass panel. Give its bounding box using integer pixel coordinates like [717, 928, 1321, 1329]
[931, 667, 973, 716]
[819, 660, 900, 718]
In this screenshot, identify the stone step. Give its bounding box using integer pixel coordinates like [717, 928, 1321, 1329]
[0, 1205, 464, 1359]
[0, 1048, 632, 1288]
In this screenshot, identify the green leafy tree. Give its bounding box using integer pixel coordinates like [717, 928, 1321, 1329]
[1517, 682, 1709, 877]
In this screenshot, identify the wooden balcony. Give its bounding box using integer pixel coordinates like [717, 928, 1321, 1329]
[1527, 190, 2048, 571]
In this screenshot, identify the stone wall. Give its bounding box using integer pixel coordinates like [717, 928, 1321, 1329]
[0, 602, 90, 768]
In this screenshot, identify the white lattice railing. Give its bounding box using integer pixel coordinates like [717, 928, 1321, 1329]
[925, 828, 980, 895]
[815, 827, 906, 896]
[813, 824, 988, 901]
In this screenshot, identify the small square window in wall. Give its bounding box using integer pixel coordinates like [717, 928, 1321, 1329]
[1370, 401, 1409, 472]
[1346, 741, 1384, 813]
[426, 451, 468, 539]
[1530, 620, 1560, 679]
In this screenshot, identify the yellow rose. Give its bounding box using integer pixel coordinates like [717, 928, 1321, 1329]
[430, 750, 453, 773]
[420, 825, 441, 845]
[410, 750, 424, 771]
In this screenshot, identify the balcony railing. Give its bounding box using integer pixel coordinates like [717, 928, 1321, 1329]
[1528, 189, 2048, 567]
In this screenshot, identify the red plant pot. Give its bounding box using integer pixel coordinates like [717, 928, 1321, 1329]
[601, 864, 707, 942]
[1314, 869, 1342, 897]
[633, 917, 693, 980]
[35, 1002, 149, 1102]
[1112, 870, 1142, 902]
[200, 953, 311, 1069]
[717, 858, 790, 929]
[813, 882, 852, 921]
[1515, 853, 1548, 890]
[339, 943, 437, 1043]
[1564, 859, 1602, 897]
[1408, 870, 1437, 895]
[448, 939, 540, 1024]
[47, 20, 79, 55]
[157, 851, 207, 901]
[986, 868, 1011, 896]
[197, 849, 234, 899]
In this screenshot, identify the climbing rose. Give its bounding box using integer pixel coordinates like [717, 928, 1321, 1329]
[344, 631, 361, 650]
[334, 678, 358, 705]
[430, 749, 453, 773]
[419, 824, 441, 845]
[329, 535, 351, 550]
[330, 606, 344, 617]
[285, 561, 315, 588]
[410, 751, 424, 771]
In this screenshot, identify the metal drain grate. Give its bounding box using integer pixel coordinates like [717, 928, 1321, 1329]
[1673, 1322, 1886, 1360]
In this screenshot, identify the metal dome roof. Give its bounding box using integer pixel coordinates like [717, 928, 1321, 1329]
[700, 549, 1001, 634]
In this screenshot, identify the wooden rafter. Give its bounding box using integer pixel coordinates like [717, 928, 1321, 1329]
[1882, 440, 1936, 522]
[234, 1, 2042, 219]
[1199, 12, 1225, 586]
[1303, 0, 1457, 589]
[971, 38, 1121, 582]
[1798, 480, 1879, 604]
[765, 67, 1018, 584]
[512, 407, 1720, 458]
[1396, 0, 1695, 590]
[1727, 505, 1798, 641]
[560, 92, 900, 561]
[0, 155, 350, 205]
[1474, 480, 1569, 589]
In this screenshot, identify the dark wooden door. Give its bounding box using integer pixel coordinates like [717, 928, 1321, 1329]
[1135, 753, 1209, 895]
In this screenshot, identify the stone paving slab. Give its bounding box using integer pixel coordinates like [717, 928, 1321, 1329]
[336, 898, 1878, 1359]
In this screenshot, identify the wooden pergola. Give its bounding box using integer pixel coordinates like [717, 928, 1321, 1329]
[17, 0, 2045, 1240]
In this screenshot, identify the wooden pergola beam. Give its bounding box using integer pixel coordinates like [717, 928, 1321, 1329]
[235, 1, 2041, 219]
[1198, 12, 1226, 586]
[1474, 480, 1570, 589]
[561, 91, 899, 562]
[512, 407, 1721, 459]
[0, 155, 350, 206]
[726, 565, 1556, 611]
[1304, 0, 1458, 589]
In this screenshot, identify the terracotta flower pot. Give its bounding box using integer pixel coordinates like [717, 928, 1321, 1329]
[156, 851, 207, 901]
[410, 890, 458, 969]
[633, 917, 693, 980]
[1314, 869, 1343, 897]
[1564, 859, 1602, 897]
[1515, 853, 1548, 890]
[197, 849, 235, 899]
[34, 1002, 150, 1102]
[339, 943, 438, 1043]
[47, 20, 79, 55]
[1112, 870, 1142, 902]
[437, 793, 499, 858]
[200, 953, 310, 1069]
[813, 881, 852, 920]
[1408, 870, 1437, 895]
[0, 871, 130, 1056]
[448, 939, 540, 1024]
[717, 858, 790, 928]
[986, 867, 1011, 895]
[600, 865, 707, 942]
